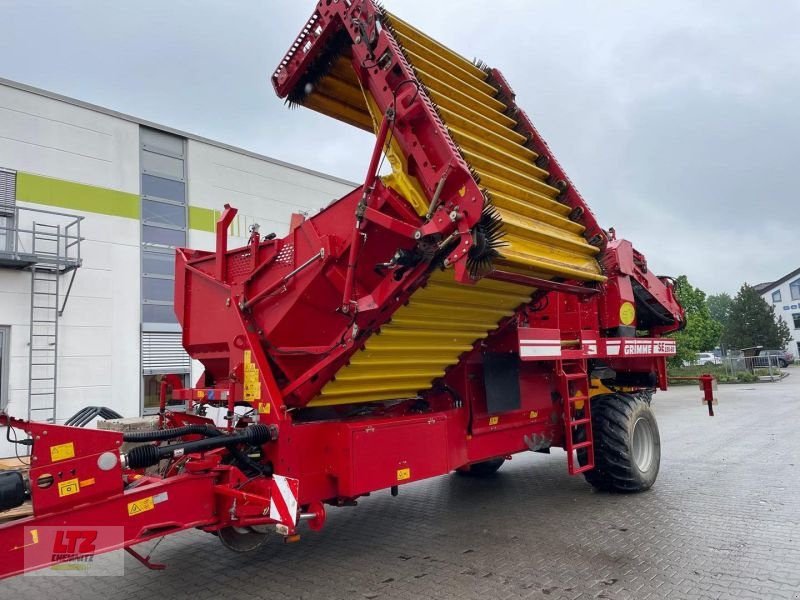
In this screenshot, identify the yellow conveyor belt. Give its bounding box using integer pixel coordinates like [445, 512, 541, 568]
[301, 9, 603, 405]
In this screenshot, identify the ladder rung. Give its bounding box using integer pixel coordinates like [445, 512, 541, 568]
[33, 292, 58, 296]
[32, 306, 57, 310]
[30, 377, 56, 381]
[570, 464, 594, 474]
[31, 333, 56, 337]
[569, 395, 587, 402]
[571, 418, 591, 426]
[29, 407, 55, 411]
[571, 441, 593, 450]
[29, 392, 55, 396]
[31, 321, 57, 324]
[562, 373, 586, 380]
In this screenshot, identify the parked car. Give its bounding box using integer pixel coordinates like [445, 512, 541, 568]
[753, 349, 793, 368]
[683, 352, 721, 367]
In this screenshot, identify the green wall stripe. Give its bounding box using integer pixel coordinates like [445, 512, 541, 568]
[188, 206, 216, 232]
[17, 172, 140, 219]
[16, 172, 219, 232]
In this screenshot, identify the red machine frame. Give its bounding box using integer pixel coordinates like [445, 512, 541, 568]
[0, 0, 688, 579]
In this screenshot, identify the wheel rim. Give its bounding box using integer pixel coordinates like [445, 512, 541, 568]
[632, 417, 655, 472]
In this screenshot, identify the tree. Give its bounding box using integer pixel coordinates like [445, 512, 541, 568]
[720, 283, 793, 351]
[668, 276, 723, 366]
[707, 292, 733, 327]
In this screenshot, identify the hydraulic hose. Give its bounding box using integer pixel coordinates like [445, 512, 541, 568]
[124, 424, 276, 471]
[122, 424, 217, 443]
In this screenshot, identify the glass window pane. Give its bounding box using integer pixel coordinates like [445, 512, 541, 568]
[142, 251, 175, 276]
[142, 151, 183, 179]
[143, 174, 185, 203]
[0, 329, 6, 410]
[143, 374, 188, 410]
[0, 216, 9, 252]
[142, 199, 186, 227]
[141, 128, 184, 156]
[142, 304, 176, 323]
[143, 277, 175, 303]
[142, 225, 185, 248]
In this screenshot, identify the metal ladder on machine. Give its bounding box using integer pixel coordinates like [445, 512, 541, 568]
[558, 359, 595, 474]
[27, 222, 63, 424]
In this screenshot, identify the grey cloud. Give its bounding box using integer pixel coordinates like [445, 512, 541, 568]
[1, 0, 797, 293]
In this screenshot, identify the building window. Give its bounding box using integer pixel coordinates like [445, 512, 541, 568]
[143, 373, 190, 411]
[140, 127, 187, 328]
[141, 331, 191, 414]
[140, 127, 191, 415]
[0, 326, 8, 410]
[791, 279, 800, 301]
[793, 313, 800, 329]
[0, 168, 16, 252]
[772, 290, 782, 303]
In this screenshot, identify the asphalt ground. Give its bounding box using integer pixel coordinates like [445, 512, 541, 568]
[1, 369, 798, 599]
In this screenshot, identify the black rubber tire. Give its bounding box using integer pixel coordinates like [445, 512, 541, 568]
[456, 458, 506, 477]
[779, 360, 788, 368]
[579, 393, 660, 493]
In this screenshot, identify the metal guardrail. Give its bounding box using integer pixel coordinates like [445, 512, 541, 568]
[721, 352, 788, 382]
[0, 205, 84, 271]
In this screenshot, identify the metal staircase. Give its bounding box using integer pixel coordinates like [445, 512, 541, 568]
[28, 265, 60, 422]
[558, 360, 595, 475]
[0, 206, 83, 424]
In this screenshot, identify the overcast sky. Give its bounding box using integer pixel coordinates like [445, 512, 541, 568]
[1, 0, 798, 295]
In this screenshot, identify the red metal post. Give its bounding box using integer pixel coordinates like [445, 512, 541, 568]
[342, 109, 394, 312]
[215, 204, 238, 281]
[700, 374, 715, 416]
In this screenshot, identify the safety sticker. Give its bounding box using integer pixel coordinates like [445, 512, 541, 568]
[529, 410, 539, 419]
[127, 496, 155, 517]
[58, 478, 80, 498]
[50, 442, 75, 462]
[243, 350, 262, 402]
[79, 478, 96, 488]
[489, 416, 499, 426]
[396, 468, 411, 481]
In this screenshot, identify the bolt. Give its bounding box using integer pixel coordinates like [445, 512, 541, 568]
[226, 298, 231, 307]
[355, 35, 362, 43]
[414, 230, 422, 240]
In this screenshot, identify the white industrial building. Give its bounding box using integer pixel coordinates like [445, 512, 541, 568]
[0, 78, 354, 455]
[756, 267, 800, 359]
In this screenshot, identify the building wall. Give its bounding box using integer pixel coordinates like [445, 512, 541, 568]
[0, 84, 142, 453]
[0, 80, 354, 456]
[762, 276, 800, 359]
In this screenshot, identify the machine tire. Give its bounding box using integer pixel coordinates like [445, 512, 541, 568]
[579, 393, 660, 493]
[456, 458, 506, 477]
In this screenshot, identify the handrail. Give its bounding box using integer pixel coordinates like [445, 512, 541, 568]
[0, 205, 85, 270]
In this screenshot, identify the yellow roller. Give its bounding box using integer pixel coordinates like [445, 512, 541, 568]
[293, 8, 605, 405]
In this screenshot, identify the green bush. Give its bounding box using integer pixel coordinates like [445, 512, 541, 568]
[736, 371, 758, 383]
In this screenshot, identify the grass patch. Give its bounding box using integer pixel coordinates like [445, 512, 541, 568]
[667, 364, 757, 384]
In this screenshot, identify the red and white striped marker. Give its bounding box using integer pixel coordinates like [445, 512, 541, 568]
[269, 474, 299, 527]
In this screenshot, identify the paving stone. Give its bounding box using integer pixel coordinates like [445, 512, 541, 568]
[2, 370, 800, 599]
